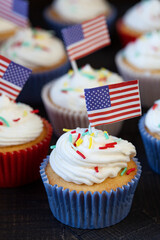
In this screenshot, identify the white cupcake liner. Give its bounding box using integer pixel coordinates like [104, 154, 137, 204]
[115, 51, 160, 108]
[41, 81, 123, 136]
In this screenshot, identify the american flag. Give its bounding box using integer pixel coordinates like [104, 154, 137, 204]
[0, 55, 32, 100]
[0, 0, 28, 27]
[84, 80, 141, 127]
[62, 15, 110, 61]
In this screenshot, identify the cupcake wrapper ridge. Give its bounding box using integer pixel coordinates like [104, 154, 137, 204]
[139, 115, 160, 174]
[40, 157, 141, 229]
[0, 119, 53, 188]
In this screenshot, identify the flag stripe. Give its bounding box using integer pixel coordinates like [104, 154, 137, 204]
[109, 86, 138, 95]
[0, 86, 18, 97]
[1, 79, 21, 92]
[110, 92, 139, 101]
[109, 80, 138, 89]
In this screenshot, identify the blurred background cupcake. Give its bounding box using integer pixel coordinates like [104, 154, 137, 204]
[40, 126, 141, 229]
[0, 27, 70, 105]
[139, 100, 160, 174]
[0, 17, 19, 44]
[0, 95, 52, 188]
[44, 0, 117, 38]
[42, 64, 124, 136]
[116, 0, 160, 46]
[115, 30, 160, 108]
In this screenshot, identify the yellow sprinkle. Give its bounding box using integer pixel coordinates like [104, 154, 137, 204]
[23, 110, 28, 117]
[89, 137, 92, 149]
[63, 128, 71, 132]
[68, 69, 73, 75]
[76, 138, 83, 147]
[99, 82, 103, 86]
[90, 133, 94, 137]
[104, 131, 108, 135]
[75, 88, 82, 93]
[35, 35, 45, 40]
[99, 73, 105, 78]
[63, 81, 68, 87]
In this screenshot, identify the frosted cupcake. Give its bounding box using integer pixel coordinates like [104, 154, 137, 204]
[116, 0, 160, 46]
[42, 65, 124, 136]
[0, 28, 70, 104]
[139, 100, 160, 174]
[44, 0, 117, 38]
[115, 31, 160, 108]
[0, 17, 18, 43]
[40, 127, 141, 228]
[0, 95, 52, 188]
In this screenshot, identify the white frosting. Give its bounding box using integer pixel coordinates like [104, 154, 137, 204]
[0, 28, 66, 69]
[145, 99, 160, 135]
[53, 0, 111, 23]
[0, 17, 17, 33]
[0, 95, 43, 146]
[123, 31, 160, 70]
[123, 0, 160, 32]
[49, 127, 136, 185]
[50, 65, 123, 111]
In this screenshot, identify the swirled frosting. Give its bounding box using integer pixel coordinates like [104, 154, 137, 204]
[145, 99, 160, 135]
[123, 31, 160, 70]
[0, 17, 17, 33]
[50, 65, 123, 111]
[50, 127, 136, 185]
[53, 0, 111, 23]
[0, 95, 43, 146]
[123, 0, 160, 32]
[0, 28, 66, 69]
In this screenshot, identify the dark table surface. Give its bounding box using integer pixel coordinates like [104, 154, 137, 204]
[1, 0, 160, 239]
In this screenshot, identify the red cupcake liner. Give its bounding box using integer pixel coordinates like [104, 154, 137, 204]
[0, 119, 52, 188]
[116, 19, 139, 47]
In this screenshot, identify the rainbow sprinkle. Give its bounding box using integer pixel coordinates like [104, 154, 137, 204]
[69, 134, 72, 143]
[89, 137, 92, 149]
[23, 110, 28, 117]
[13, 118, 20, 122]
[95, 166, 99, 173]
[0, 116, 10, 127]
[126, 168, 135, 175]
[31, 109, 39, 114]
[63, 128, 71, 132]
[50, 145, 56, 149]
[104, 131, 109, 139]
[76, 138, 83, 147]
[76, 150, 86, 159]
[120, 167, 127, 176]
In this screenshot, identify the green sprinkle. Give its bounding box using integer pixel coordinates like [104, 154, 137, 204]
[82, 72, 95, 79]
[0, 116, 10, 127]
[35, 45, 42, 50]
[145, 32, 152, 38]
[121, 167, 127, 176]
[104, 132, 109, 140]
[12, 52, 17, 58]
[50, 145, 56, 149]
[22, 41, 30, 47]
[61, 88, 74, 91]
[135, 52, 140, 57]
[69, 134, 72, 143]
[116, 138, 122, 142]
[82, 132, 90, 136]
[158, 124, 160, 128]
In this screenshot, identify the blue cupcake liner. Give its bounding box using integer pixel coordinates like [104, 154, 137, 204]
[139, 115, 160, 174]
[40, 156, 141, 229]
[17, 60, 70, 105]
[43, 5, 117, 39]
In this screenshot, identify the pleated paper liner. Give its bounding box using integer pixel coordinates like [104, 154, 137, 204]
[41, 81, 123, 136]
[139, 115, 160, 174]
[40, 157, 141, 229]
[0, 119, 52, 188]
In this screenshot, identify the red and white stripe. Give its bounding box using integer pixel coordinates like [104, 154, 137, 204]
[67, 15, 110, 61]
[0, 0, 27, 27]
[88, 80, 141, 127]
[0, 56, 21, 100]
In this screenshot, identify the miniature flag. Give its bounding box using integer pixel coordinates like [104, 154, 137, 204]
[84, 80, 141, 127]
[0, 55, 32, 100]
[0, 0, 28, 27]
[62, 15, 110, 61]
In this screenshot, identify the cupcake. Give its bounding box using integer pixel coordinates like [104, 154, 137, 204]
[40, 127, 141, 229]
[0, 28, 70, 104]
[42, 64, 124, 136]
[115, 31, 160, 108]
[0, 17, 18, 44]
[116, 0, 160, 46]
[0, 95, 52, 188]
[44, 0, 117, 38]
[139, 100, 160, 174]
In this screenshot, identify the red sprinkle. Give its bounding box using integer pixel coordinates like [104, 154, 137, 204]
[80, 95, 85, 98]
[75, 133, 81, 142]
[76, 150, 86, 159]
[95, 166, 99, 172]
[99, 142, 117, 150]
[13, 118, 20, 122]
[61, 90, 68, 94]
[31, 109, 39, 114]
[98, 77, 106, 82]
[71, 130, 76, 134]
[126, 168, 135, 175]
[152, 103, 158, 110]
[0, 121, 3, 125]
[85, 129, 88, 133]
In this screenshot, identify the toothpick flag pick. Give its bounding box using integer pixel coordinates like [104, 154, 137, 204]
[0, 0, 29, 27]
[0, 55, 32, 100]
[61, 15, 110, 72]
[84, 80, 141, 127]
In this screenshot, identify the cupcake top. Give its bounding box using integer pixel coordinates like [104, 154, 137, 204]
[123, 31, 160, 70]
[145, 99, 160, 136]
[0, 95, 43, 146]
[53, 0, 111, 23]
[123, 0, 160, 32]
[50, 65, 123, 111]
[49, 127, 136, 185]
[0, 28, 66, 70]
[0, 17, 18, 33]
